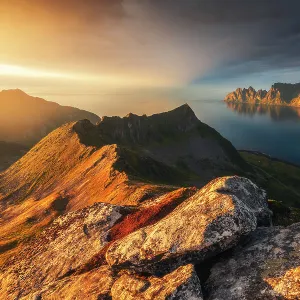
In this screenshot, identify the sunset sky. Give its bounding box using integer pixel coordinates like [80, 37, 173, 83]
[1, 0, 300, 115]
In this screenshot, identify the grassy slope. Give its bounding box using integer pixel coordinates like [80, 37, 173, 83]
[239, 151, 300, 225]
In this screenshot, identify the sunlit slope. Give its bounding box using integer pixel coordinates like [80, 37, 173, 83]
[0, 122, 174, 263]
[0, 104, 249, 265]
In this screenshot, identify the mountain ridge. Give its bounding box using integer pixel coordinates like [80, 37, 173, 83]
[224, 82, 300, 106]
[0, 104, 249, 268]
[0, 89, 100, 146]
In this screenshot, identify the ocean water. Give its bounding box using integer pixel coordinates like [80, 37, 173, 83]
[188, 100, 300, 165]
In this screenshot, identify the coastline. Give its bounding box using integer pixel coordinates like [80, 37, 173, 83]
[239, 149, 300, 168]
[224, 99, 300, 108]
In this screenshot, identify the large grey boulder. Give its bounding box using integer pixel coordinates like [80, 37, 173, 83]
[111, 264, 203, 300]
[205, 222, 300, 300]
[106, 176, 271, 273]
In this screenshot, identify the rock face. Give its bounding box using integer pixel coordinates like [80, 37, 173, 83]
[106, 176, 270, 273]
[205, 223, 300, 300]
[74, 103, 248, 181]
[0, 203, 131, 299]
[224, 87, 267, 104]
[224, 82, 300, 106]
[0, 89, 100, 146]
[0, 175, 271, 299]
[111, 264, 203, 300]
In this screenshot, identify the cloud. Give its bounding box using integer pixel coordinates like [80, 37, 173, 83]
[1, 0, 300, 88]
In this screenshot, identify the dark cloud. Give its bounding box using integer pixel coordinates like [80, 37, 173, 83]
[188, 0, 300, 83]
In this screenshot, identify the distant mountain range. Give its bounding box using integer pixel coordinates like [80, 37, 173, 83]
[224, 83, 300, 106]
[0, 89, 100, 170]
[0, 89, 100, 146]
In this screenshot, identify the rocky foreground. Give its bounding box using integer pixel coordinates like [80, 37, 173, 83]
[2, 175, 300, 299]
[0, 105, 299, 299]
[224, 83, 300, 107]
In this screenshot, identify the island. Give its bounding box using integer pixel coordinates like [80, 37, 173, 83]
[224, 82, 300, 107]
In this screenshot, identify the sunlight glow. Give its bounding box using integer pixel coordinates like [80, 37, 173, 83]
[0, 64, 168, 87]
[0, 64, 69, 78]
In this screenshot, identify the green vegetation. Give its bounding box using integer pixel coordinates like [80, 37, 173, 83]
[268, 200, 300, 226]
[240, 151, 300, 225]
[114, 147, 197, 186]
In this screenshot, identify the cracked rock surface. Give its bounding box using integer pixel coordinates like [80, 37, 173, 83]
[106, 176, 270, 273]
[205, 223, 300, 300]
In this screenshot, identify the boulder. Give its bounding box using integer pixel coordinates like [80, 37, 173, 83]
[106, 176, 271, 273]
[205, 222, 300, 300]
[0, 203, 131, 299]
[111, 264, 203, 300]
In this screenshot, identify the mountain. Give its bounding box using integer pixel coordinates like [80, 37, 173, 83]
[224, 82, 300, 106]
[0, 104, 248, 264]
[1, 104, 299, 299]
[0, 89, 100, 146]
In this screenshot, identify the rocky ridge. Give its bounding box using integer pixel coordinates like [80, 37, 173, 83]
[224, 83, 300, 106]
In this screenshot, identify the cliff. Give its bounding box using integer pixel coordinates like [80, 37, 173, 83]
[224, 82, 300, 106]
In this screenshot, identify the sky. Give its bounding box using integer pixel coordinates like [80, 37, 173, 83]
[1, 0, 300, 116]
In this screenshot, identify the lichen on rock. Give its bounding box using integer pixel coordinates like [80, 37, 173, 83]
[205, 223, 300, 299]
[106, 176, 270, 273]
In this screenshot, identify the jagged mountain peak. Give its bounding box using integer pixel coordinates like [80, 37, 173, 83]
[74, 104, 200, 147]
[225, 82, 300, 106]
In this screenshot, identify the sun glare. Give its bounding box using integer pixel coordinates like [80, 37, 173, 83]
[0, 64, 169, 88]
[0, 64, 66, 78]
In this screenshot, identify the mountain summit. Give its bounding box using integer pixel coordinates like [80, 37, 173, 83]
[224, 82, 300, 106]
